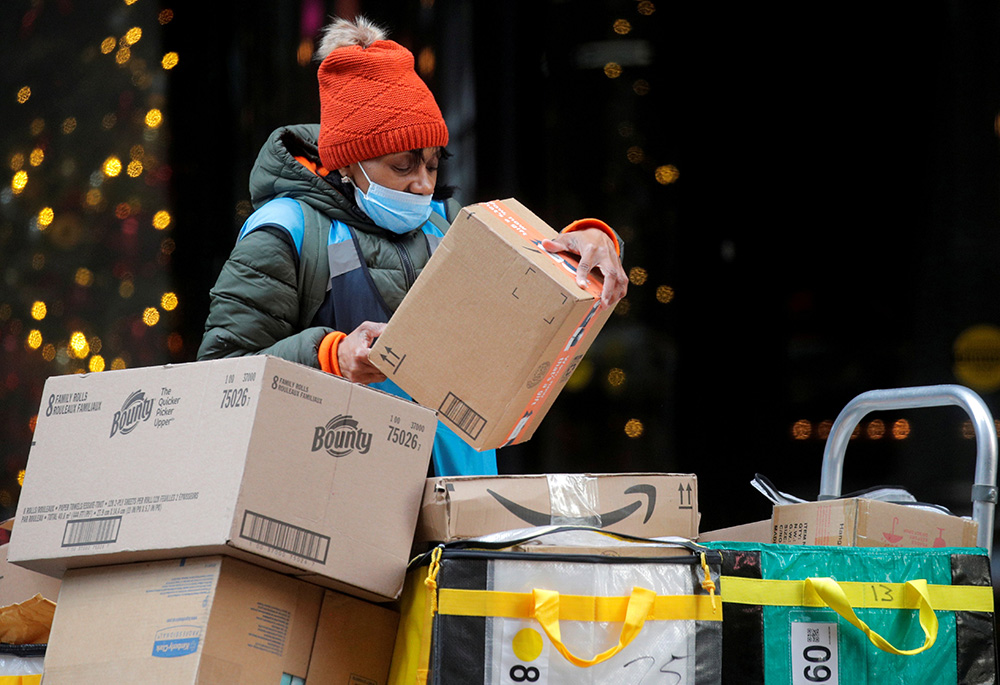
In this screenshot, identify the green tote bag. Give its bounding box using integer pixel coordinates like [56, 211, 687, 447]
[704, 542, 996, 685]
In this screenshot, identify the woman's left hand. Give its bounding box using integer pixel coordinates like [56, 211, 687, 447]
[541, 228, 628, 309]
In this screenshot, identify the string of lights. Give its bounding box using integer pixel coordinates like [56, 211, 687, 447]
[1, 0, 182, 518]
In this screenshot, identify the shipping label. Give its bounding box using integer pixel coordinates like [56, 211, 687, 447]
[791, 621, 839, 685]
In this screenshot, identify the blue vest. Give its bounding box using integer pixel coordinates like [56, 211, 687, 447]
[239, 197, 498, 477]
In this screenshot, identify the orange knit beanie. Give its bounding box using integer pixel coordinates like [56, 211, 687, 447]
[316, 36, 449, 171]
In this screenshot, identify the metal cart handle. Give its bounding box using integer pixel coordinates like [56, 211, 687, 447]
[818, 384, 998, 555]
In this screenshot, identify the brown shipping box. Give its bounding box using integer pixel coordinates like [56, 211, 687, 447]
[9, 356, 436, 601]
[306, 590, 399, 684]
[415, 473, 699, 544]
[0, 543, 61, 607]
[697, 519, 773, 544]
[771, 498, 978, 548]
[369, 198, 614, 451]
[42, 556, 323, 684]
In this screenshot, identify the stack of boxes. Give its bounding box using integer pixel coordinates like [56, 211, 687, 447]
[5, 197, 981, 681]
[8, 355, 437, 683]
[2, 199, 705, 682]
[7, 374, 703, 681]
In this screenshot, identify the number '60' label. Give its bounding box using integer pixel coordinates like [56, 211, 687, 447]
[791, 621, 839, 685]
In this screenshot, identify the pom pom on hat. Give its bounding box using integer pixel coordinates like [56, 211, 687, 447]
[315, 17, 448, 171]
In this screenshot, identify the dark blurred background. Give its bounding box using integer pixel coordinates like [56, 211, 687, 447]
[2, 0, 1000, 540]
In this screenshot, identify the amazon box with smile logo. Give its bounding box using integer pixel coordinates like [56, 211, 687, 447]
[414, 473, 699, 546]
[369, 198, 615, 451]
[10, 356, 436, 601]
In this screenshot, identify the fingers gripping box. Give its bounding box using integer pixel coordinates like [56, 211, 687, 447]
[10, 356, 436, 601]
[369, 198, 615, 451]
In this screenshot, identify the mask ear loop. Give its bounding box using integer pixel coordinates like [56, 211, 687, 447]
[354, 161, 375, 194]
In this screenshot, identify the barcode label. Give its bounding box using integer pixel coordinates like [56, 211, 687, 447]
[61, 516, 122, 547]
[240, 511, 330, 564]
[440, 392, 486, 439]
[791, 621, 838, 685]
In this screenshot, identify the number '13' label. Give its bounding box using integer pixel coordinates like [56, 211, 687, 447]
[791, 621, 839, 685]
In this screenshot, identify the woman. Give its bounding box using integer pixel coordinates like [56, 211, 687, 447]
[197, 16, 627, 476]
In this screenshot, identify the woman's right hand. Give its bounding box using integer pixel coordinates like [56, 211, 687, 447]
[338, 321, 388, 384]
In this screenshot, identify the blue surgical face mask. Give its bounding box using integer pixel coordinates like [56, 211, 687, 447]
[352, 162, 433, 235]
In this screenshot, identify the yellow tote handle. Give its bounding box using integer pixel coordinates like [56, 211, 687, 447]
[806, 577, 938, 656]
[532, 586, 655, 668]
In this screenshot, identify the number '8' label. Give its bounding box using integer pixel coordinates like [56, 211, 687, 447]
[499, 623, 548, 685]
[791, 621, 839, 685]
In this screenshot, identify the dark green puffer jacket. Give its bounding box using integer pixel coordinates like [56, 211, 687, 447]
[196, 124, 445, 366]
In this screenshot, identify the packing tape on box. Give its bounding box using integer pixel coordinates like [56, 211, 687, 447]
[547, 474, 601, 525]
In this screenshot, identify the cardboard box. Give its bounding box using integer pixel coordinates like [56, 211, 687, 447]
[42, 556, 322, 683]
[697, 519, 773, 544]
[0, 543, 61, 607]
[9, 356, 436, 601]
[771, 498, 978, 548]
[0, 519, 61, 607]
[369, 198, 614, 450]
[306, 590, 399, 684]
[414, 473, 699, 544]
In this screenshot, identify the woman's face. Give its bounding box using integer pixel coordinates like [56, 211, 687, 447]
[340, 147, 440, 195]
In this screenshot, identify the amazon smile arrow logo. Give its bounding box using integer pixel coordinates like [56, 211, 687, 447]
[486, 484, 657, 528]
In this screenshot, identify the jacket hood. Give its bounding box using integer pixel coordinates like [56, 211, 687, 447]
[248, 124, 378, 230]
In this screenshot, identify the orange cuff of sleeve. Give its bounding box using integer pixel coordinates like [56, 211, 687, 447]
[318, 331, 346, 376]
[562, 218, 620, 257]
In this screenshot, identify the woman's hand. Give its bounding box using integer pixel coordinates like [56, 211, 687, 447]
[338, 321, 387, 384]
[541, 227, 628, 309]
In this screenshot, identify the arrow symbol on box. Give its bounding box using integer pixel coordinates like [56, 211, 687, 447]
[678, 483, 693, 509]
[379, 348, 404, 373]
